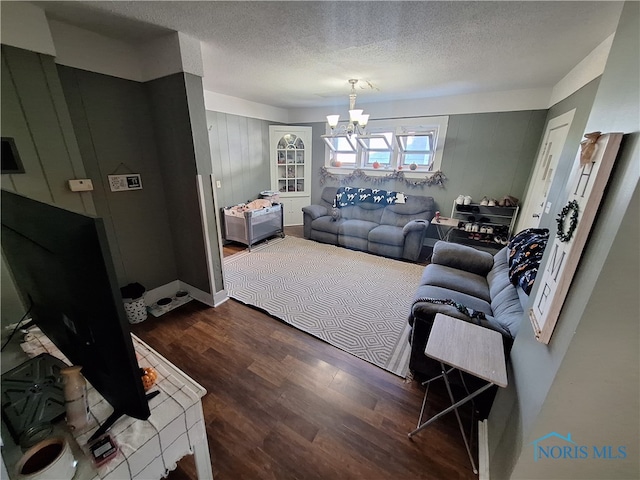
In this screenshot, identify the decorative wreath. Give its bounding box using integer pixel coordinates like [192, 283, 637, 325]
[556, 200, 579, 242]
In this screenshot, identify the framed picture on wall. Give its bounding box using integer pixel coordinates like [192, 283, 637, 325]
[1, 137, 25, 174]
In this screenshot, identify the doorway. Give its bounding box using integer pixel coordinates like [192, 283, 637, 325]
[517, 109, 575, 231]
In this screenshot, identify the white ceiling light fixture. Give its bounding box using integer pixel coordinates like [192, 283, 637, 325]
[322, 79, 371, 152]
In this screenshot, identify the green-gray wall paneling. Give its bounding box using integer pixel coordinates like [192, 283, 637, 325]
[1, 46, 94, 325]
[147, 73, 211, 295]
[206, 111, 272, 209]
[58, 66, 178, 291]
[309, 111, 546, 237]
[1, 46, 92, 213]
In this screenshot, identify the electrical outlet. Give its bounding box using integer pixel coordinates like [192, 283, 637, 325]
[68, 179, 94, 192]
[216, 180, 222, 188]
[545, 202, 552, 214]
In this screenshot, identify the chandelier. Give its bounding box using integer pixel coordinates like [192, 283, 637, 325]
[324, 79, 370, 138]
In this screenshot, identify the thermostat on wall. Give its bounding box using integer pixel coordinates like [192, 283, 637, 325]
[108, 174, 143, 192]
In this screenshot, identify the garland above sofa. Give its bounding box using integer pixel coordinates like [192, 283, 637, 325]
[319, 167, 447, 188]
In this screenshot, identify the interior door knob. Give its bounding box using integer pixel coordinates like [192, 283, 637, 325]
[532, 214, 540, 218]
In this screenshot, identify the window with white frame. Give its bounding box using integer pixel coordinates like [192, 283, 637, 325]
[324, 116, 448, 175]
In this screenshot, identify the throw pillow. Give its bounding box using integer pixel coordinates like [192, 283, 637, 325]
[508, 228, 549, 295]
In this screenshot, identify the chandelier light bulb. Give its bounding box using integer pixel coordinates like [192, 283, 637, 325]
[349, 109, 363, 123]
[326, 115, 340, 128]
[359, 114, 370, 127]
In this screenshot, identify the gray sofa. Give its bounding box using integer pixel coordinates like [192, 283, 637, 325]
[407, 231, 550, 417]
[302, 186, 435, 261]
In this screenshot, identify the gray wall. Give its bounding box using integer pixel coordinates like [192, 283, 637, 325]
[184, 73, 224, 294]
[308, 111, 547, 240]
[147, 73, 214, 295]
[57, 66, 178, 290]
[0, 46, 93, 213]
[206, 111, 272, 209]
[1, 46, 94, 325]
[489, 2, 639, 478]
[2, 45, 218, 308]
[207, 110, 546, 247]
[532, 77, 602, 232]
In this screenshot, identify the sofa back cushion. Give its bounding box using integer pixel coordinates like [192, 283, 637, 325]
[487, 247, 524, 337]
[320, 186, 340, 210]
[339, 204, 385, 223]
[380, 194, 435, 227]
[432, 241, 494, 276]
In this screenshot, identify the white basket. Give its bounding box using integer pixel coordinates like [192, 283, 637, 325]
[123, 298, 148, 324]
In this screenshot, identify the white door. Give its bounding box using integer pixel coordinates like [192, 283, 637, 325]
[517, 109, 575, 231]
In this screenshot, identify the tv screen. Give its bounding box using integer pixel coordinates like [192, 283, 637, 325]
[1, 190, 150, 437]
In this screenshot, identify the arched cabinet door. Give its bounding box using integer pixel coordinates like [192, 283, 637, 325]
[269, 126, 312, 226]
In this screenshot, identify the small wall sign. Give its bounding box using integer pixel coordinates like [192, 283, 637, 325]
[108, 174, 143, 192]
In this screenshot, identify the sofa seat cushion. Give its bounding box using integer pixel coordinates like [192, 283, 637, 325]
[411, 285, 493, 320]
[338, 219, 379, 239]
[368, 224, 404, 246]
[419, 264, 491, 303]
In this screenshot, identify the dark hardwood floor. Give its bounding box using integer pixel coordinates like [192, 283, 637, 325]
[131, 229, 474, 479]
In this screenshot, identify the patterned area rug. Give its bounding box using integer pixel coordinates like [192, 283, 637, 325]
[222, 236, 425, 377]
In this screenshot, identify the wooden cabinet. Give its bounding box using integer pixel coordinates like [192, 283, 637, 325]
[448, 201, 519, 250]
[269, 126, 312, 226]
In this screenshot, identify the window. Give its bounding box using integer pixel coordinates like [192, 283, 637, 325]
[357, 132, 393, 168]
[323, 135, 356, 167]
[323, 116, 448, 175]
[396, 132, 434, 170]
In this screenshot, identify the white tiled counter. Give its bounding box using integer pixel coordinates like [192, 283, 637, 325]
[3, 328, 212, 480]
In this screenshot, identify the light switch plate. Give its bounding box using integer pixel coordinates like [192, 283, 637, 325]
[68, 179, 94, 192]
[108, 174, 143, 192]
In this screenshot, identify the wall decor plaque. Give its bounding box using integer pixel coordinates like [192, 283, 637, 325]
[529, 132, 622, 344]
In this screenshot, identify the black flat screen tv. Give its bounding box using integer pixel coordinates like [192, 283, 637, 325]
[1, 190, 151, 439]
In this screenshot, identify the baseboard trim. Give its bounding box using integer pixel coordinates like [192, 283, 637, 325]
[212, 289, 229, 307]
[478, 419, 490, 480]
[145, 280, 227, 309]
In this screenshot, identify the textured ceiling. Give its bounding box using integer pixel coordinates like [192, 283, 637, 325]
[36, 1, 624, 109]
